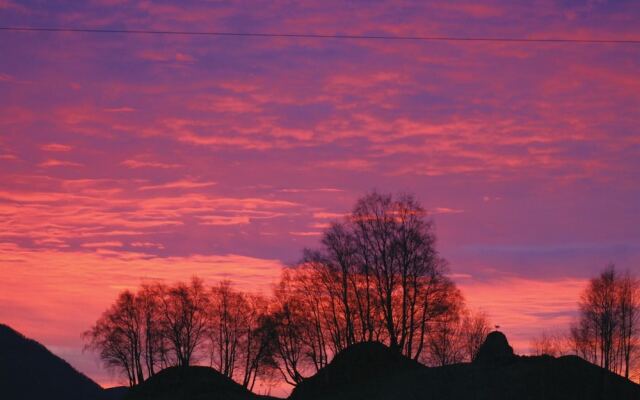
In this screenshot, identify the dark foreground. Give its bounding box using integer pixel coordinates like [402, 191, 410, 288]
[2, 324, 639, 400]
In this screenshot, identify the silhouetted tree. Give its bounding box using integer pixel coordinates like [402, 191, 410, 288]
[158, 277, 209, 367]
[240, 294, 278, 390]
[137, 283, 166, 377]
[425, 309, 464, 366]
[530, 331, 568, 357]
[460, 310, 492, 361]
[84, 290, 145, 386]
[208, 281, 246, 378]
[261, 191, 467, 381]
[572, 264, 640, 378]
[270, 285, 307, 385]
[299, 192, 459, 361]
[617, 271, 639, 379]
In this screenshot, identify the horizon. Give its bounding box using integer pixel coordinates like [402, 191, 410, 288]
[1, 0, 639, 392]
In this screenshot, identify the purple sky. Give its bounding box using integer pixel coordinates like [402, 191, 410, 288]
[1, 0, 639, 389]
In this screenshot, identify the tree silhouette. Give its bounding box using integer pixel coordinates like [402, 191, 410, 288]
[84, 290, 145, 386]
[571, 264, 640, 377]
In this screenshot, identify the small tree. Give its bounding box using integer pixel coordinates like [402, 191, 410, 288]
[572, 264, 640, 377]
[159, 277, 209, 367]
[240, 296, 278, 390]
[530, 331, 568, 357]
[460, 310, 491, 361]
[84, 290, 144, 386]
[137, 283, 166, 376]
[208, 281, 247, 379]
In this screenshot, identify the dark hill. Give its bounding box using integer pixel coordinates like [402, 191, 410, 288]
[472, 330, 515, 365]
[0, 323, 110, 400]
[289, 341, 425, 400]
[103, 386, 130, 399]
[289, 332, 640, 400]
[124, 366, 278, 400]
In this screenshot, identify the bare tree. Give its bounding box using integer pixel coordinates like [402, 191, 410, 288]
[617, 271, 639, 379]
[271, 300, 307, 385]
[87, 279, 279, 388]
[137, 283, 166, 377]
[530, 331, 568, 357]
[318, 223, 359, 347]
[159, 277, 209, 367]
[460, 310, 491, 361]
[268, 270, 330, 385]
[351, 192, 402, 351]
[425, 309, 464, 366]
[269, 191, 465, 375]
[350, 192, 456, 358]
[240, 294, 277, 390]
[84, 290, 144, 386]
[572, 264, 640, 378]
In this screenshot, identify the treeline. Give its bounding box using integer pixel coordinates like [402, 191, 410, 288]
[84, 279, 272, 388]
[85, 192, 490, 388]
[531, 264, 640, 381]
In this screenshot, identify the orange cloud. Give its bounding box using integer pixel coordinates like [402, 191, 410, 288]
[139, 179, 216, 191]
[38, 159, 82, 168]
[289, 231, 322, 236]
[80, 241, 123, 248]
[41, 143, 72, 152]
[121, 159, 181, 169]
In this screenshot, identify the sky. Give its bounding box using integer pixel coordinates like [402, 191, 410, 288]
[1, 0, 640, 389]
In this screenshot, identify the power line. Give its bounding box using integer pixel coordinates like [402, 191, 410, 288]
[1, 26, 639, 44]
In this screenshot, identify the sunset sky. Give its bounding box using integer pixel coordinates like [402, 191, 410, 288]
[1, 0, 640, 388]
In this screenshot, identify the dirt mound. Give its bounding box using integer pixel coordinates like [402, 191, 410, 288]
[288, 334, 640, 400]
[289, 341, 424, 400]
[125, 366, 275, 400]
[473, 330, 516, 365]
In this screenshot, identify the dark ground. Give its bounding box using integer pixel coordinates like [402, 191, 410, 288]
[2, 324, 639, 400]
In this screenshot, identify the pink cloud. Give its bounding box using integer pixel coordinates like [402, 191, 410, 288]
[38, 159, 82, 168]
[103, 107, 135, 113]
[289, 231, 322, 236]
[121, 159, 181, 169]
[138, 50, 195, 63]
[130, 241, 165, 249]
[41, 143, 72, 152]
[318, 159, 374, 171]
[198, 215, 252, 226]
[139, 179, 216, 191]
[431, 207, 465, 214]
[80, 241, 123, 248]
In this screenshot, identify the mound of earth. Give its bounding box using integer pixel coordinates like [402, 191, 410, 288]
[290, 332, 640, 400]
[103, 386, 129, 399]
[289, 341, 425, 400]
[124, 366, 276, 400]
[0, 323, 108, 400]
[472, 330, 515, 365]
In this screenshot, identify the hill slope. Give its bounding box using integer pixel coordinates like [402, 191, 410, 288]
[124, 366, 278, 400]
[0, 323, 108, 400]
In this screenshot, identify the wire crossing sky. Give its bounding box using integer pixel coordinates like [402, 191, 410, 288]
[2, 25, 640, 44]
